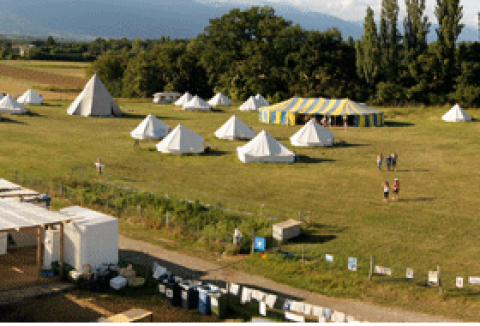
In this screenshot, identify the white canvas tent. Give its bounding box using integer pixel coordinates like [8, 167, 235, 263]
[237, 130, 296, 163]
[255, 94, 270, 107]
[442, 104, 472, 122]
[66, 74, 123, 117]
[156, 124, 205, 154]
[183, 95, 211, 111]
[239, 96, 263, 112]
[0, 94, 27, 114]
[17, 89, 43, 105]
[59, 206, 118, 271]
[175, 92, 192, 106]
[208, 93, 232, 106]
[215, 115, 256, 140]
[290, 118, 334, 147]
[131, 114, 172, 140]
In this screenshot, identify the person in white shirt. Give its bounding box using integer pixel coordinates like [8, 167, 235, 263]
[95, 158, 104, 175]
[383, 181, 390, 202]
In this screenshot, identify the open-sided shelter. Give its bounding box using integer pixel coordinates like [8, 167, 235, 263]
[259, 97, 384, 127]
[17, 89, 43, 105]
[156, 124, 205, 154]
[290, 118, 334, 147]
[131, 114, 171, 140]
[215, 115, 256, 140]
[237, 130, 295, 163]
[442, 104, 472, 122]
[0, 94, 27, 114]
[66, 74, 123, 117]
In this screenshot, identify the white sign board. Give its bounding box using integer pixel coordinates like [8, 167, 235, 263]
[325, 254, 334, 262]
[428, 271, 438, 287]
[469, 277, 480, 284]
[456, 277, 464, 288]
[348, 257, 357, 271]
[406, 268, 414, 279]
[260, 302, 267, 316]
[375, 266, 392, 276]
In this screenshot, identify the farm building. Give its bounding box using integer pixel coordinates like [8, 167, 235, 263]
[259, 97, 384, 127]
[153, 92, 181, 104]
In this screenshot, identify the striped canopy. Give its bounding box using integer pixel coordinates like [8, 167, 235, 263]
[259, 97, 384, 127]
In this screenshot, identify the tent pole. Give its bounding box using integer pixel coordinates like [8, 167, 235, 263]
[60, 223, 64, 279]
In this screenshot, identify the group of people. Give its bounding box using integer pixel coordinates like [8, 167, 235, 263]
[383, 178, 400, 202]
[376, 152, 398, 171]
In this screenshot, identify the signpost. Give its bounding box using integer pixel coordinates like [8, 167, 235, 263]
[348, 257, 357, 271]
[254, 236, 266, 252]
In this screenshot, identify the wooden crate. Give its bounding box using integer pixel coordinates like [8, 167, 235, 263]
[272, 220, 302, 242]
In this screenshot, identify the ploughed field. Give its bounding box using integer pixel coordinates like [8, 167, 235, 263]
[1, 61, 480, 320]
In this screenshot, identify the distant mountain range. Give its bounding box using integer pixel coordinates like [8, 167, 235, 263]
[0, 0, 477, 42]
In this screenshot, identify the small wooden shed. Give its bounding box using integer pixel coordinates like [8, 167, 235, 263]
[272, 219, 302, 242]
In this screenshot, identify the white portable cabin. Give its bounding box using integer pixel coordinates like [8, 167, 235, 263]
[59, 206, 119, 271]
[153, 92, 181, 104]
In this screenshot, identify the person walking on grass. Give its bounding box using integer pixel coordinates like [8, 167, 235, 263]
[391, 152, 398, 172]
[383, 181, 390, 203]
[392, 178, 400, 201]
[385, 154, 392, 171]
[377, 153, 383, 170]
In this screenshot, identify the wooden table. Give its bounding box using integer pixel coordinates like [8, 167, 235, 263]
[104, 309, 153, 323]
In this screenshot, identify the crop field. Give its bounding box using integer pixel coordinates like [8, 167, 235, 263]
[1, 61, 480, 320]
[0, 60, 88, 100]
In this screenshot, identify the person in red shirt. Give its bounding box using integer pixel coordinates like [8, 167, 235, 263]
[392, 178, 400, 201]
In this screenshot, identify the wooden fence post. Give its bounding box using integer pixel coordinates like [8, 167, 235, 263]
[15, 170, 18, 182]
[302, 244, 305, 269]
[251, 230, 255, 255]
[438, 265, 443, 294]
[369, 256, 375, 281]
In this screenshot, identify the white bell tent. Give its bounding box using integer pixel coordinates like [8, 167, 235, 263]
[208, 93, 232, 106]
[0, 94, 27, 114]
[17, 89, 43, 105]
[237, 130, 296, 163]
[131, 114, 172, 140]
[442, 104, 472, 122]
[156, 124, 205, 154]
[290, 118, 334, 147]
[174, 92, 193, 106]
[183, 95, 211, 111]
[255, 94, 270, 107]
[214, 115, 256, 140]
[66, 74, 123, 117]
[239, 96, 263, 112]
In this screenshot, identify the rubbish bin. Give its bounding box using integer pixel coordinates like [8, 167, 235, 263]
[198, 284, 219, 315]
[165, 277, 182, 307]
[179, 280, 202, 309]
[210, 289, 227, 319]
[157, 272, 174, 299]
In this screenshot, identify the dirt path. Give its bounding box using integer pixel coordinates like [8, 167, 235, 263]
[0, 63, 86, 88]
[119, 235, 457, 322]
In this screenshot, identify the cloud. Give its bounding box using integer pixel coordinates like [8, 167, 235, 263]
[204, 0, 477, 26]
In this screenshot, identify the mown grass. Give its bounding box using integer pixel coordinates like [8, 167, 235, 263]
[0, 60, 89, 78]
[1, 99, 480, 320]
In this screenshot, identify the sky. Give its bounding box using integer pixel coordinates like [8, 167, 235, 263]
[205, 0, 478, 27]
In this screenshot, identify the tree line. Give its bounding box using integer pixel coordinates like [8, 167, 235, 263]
[5, 1, 476, 107]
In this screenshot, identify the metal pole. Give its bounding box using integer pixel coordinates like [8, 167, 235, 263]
[438, 265, 443, 294]
[369, 256, 375, 281]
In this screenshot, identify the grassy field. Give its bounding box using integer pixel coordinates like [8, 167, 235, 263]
[1, 61, 480, 320]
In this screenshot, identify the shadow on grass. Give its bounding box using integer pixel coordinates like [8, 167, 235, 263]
[396, 169, 429, 172]
[400, 197, 435, 202]
[384, 121, 415, 127]
[120, 112, 186, 121]
[210, 107, 226, 113]
[202, 150, 230, 157]
[296, 155, 336, 164]
[40, 102, 63, 107]
[24, 111, 45, 117]
[0, 117, 26, 124]
[335, 142, 370, 148]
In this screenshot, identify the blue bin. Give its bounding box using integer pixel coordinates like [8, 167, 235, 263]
[197, 284, 218, 315]
[180, 280, 202, 309]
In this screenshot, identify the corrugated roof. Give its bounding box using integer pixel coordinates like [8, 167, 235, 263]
[0, 199, 80, 232]
[0, 179, 39, 198]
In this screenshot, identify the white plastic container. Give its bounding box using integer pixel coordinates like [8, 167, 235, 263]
[110, 276, 127, 290]
[0, 232, 7, 255]
[59, 206, 119, 271]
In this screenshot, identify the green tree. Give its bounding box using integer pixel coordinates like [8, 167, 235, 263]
[380, 0, 401, 83]
[434, 0, 464, 95]
[88, 51, 130, 97]
[355, 6, 381, 95]
[401, 0, 430, 102]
